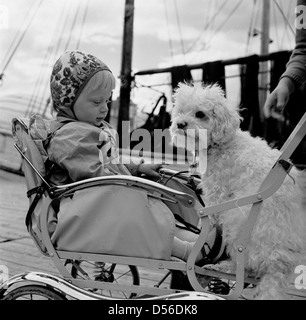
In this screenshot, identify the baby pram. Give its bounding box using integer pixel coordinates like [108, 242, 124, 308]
[1, 112, 306, 300]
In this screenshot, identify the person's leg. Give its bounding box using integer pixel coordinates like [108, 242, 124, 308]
[171, 236, 202, 262]
[174, 227, 198, 242]
[171, 225, 224, 263]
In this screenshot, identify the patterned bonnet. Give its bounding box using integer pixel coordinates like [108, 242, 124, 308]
[50, 51, 111, 109]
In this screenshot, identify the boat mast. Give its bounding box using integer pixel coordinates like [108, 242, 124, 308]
[259, 0, 271, 119]
[118, 0, 135, 140]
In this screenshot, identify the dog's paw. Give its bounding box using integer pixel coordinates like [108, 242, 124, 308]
[203, 260, 236, 274]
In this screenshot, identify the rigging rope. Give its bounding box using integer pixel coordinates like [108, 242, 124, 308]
[163, 0, 175, 65]
[273, 0, 295, 37]
[64, 0, 83, 51]
[203, 0, 213, 47]
[41, 0, 88, 117]
[41, 0, 83, 115]
[280, 0, 295, 48]
[188, 0, 214, 63]
[25, 0, 71, 117]
[185, 0, 230, 54]
[0, 0, 35, 75]
[75, 0, 89, 50]
[190, 0, 243, 64]
[205, 0, 244, 49]
[246, 0, 258, 55]
[173, 0, 186, 64]
[0, 0, 44, 81]
[272, 0, 281, 50]
[246, 0, 261, 54]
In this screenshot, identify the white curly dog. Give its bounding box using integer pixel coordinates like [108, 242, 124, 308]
[169, 82, 306, 300]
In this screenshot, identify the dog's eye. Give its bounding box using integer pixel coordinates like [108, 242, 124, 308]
[195, 111, 206, 119]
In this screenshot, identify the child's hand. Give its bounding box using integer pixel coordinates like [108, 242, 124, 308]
[137, 163, 163, 178]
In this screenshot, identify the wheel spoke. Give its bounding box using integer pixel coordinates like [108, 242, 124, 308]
[70, 261, 139, 298]
[3, 285, 65, 300]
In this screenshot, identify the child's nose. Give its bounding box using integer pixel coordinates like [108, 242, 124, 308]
[100, 103, 108, 113]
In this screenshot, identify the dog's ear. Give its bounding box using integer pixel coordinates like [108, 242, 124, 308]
[209, 85, 242, 145]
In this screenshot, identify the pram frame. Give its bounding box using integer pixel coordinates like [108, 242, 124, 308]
[8, 112, 306, 299]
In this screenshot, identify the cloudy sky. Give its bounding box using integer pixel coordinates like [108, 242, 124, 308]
[0, 0, 297, 123]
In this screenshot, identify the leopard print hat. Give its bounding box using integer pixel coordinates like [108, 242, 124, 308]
[50, 51, 111, 110]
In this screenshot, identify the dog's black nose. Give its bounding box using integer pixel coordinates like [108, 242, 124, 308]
[177, 122, 187, 129]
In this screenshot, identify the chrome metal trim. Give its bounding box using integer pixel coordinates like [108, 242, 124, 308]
[0, 272, 113, 300]
[0, 271, 222, 300]
[52, 175, 192, 198]
[52, 175, 188, 196]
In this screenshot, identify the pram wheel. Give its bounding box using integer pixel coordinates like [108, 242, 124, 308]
[70, 260, 140, 298]
[2, 285, 66, 300]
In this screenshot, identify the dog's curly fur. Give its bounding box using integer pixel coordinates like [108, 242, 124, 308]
[170, 82, 306, 300]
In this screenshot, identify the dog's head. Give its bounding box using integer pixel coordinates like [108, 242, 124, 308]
[170, 82, 241, 152]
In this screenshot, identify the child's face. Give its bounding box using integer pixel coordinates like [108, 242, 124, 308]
[73, 86, 112, 127]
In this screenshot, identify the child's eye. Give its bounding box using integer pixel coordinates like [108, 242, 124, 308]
[93, 99, 111, 105]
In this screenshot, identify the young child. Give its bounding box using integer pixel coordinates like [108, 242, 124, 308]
[46, 50, 220, 265]
[48, 50, 160, 184]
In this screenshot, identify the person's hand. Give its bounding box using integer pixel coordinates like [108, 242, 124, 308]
[263, 77, 296, 120]
[137, 163, 163, 178]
